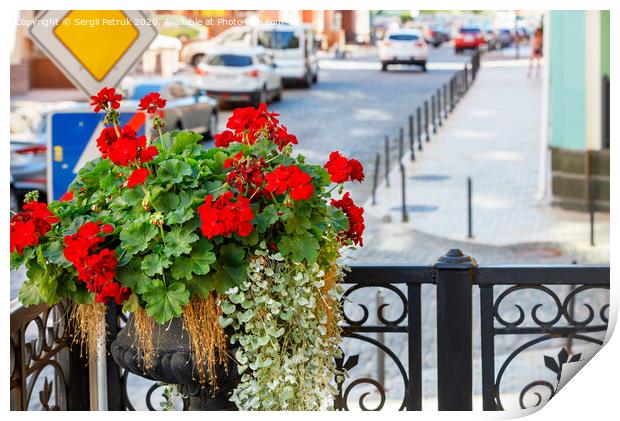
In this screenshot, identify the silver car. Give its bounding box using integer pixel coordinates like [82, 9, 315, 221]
[11, 113, 47, 210]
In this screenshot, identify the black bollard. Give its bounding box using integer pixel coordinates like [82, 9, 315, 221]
[372, 152, 380, 205]
[416, 107, 423, 151]
[384, 135, 390, 188]
[400, 162, 408, 222]
[467, 177, 473, 238]
[409, 115, 416, 161]
[424, 100, 430, 142]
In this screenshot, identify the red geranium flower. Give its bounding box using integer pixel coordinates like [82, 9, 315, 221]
[139, 146, 158, 163]
[224, 152, 267, 194]
[138, 92, 167, 114]
[59, 191, 74, 202]
[331, 192, 365, 246]
[197, 192, 254, 239]
[10, 220, 39, 255]
[96, 281, 130, 305]
[127, 168, 149, 188]
[90, 87, 122, 113]
[214, 130, 241, 148]
[324, 151, 365, 183]
[10, 201, 59, 255]
[264, 165, 314, 201]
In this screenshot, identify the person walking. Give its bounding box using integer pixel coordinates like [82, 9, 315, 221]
[528, 28, 543, 78]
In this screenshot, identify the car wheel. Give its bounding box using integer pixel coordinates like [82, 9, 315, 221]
[191, 53, 205, 67]
[420, 61, 427, 72]
[301, 71, 313, 88]
[273, 86, 283, 102]
[252, 87, 267, 107]
[381, 62, 388, 71]
[312, 71, 318, 83]
[455, 48, 462, 54]
[207, 111, 218, 139]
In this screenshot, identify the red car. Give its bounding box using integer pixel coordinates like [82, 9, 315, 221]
[454, 27, 485, 53]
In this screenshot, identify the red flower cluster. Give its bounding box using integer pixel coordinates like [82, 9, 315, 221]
[214, 103, 296, 151]
[264, 165, 315, 201]
[96, 126, 157, 167]
[10, 202, 59, 255]
[127, 167, 150, 188]
[59, 191, 74, 202]
[224, 152, 267, 194]
[138, 92, 167, 114]
[63, 222, 129, 304]
[330, 193, 365, 246]
[90, 87, 122, 113]
[324, 151, 364, 184]
[197, 192, 255, 239]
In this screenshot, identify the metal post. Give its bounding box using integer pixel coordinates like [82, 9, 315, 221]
[432, 94, 437, 133]
[424, 100, 430, 142]
[416, 107, 423, 151]
[443, 84, 448, 118]
[372, 153, 380, 205]
[408, 115, 415, 161]
[437, 88, 443, 127]
[105, 302, 122, 410]
[450, 77, 455, 112]
[435, 249, 476, 411]
[399, 127, 404, 159]
[588, 178, 595, 246]
[464, 65, 469, 91]
[376, 291, 386, 387]
[400, 162, 408, 222]
[467, 177, 473, 238]
[384, 135, 390, 188]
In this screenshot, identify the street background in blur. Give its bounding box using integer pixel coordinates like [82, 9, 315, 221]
[9, 10, 610, 410]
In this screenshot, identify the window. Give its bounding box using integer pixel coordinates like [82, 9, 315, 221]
[460, 28, 481, 34]
[206, 54, 253, 67]
[168, 82, 192, 99]
[220, 30, 252, 45]
[388, 34, 420, 41]
[257, 30, 300, 49]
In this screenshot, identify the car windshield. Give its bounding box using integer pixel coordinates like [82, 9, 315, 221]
[257, 30, 300, 49]
[388, 34, 419, 41]
[460, 28, 481, 34]
[206, 54, 253, 67]
[131, 84, 163, 100]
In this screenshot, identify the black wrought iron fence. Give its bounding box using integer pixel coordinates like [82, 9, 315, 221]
[10, 247, 610, 411]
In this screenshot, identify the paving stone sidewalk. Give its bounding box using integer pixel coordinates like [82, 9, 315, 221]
[349, 57, 609, 265]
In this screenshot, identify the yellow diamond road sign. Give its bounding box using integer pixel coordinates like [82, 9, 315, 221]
[29, 10, 158, 97]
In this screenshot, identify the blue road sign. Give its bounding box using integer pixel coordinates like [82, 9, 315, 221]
[48, 111, 146, 200]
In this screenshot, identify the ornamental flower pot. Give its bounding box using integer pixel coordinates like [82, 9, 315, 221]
[110, 314, 239, 410]
[11, 87, 366, 410]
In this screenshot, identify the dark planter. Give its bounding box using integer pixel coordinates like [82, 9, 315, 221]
[110, 314, 239, 410]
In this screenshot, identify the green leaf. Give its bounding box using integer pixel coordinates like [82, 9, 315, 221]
[327, 205, 350, 233]
[122, 293, 140, 313]
[18, 277, 43, 306]
[166, 191, 195, 225]
[284, 213, 311, 235]
[119, 220, 158, 256]
[144, 281, 190, 324]
[153, 191, 180, 212]
[184, 275, 214, 298]
[117, 260, 152, 294]
[277, 234, 320, 264]
[157, 159, 192, 184]
[164, 225, 199, 257]
[123, 187, 145, 207]
[10, 247, 34, 270]
[141, 253, 171, 277]
[70, 284, 94, 304]
[170, 239, 216, 280]
[170, 131, 203, 154]
[42, 241, 70, 267]
[254, 204, 279, 233]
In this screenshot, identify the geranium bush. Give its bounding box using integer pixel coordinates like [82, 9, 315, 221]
[10, 87, 365, 410]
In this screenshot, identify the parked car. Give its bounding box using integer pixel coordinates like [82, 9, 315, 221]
[180, 23, 319, 88]
[10, 112, 47, 208]
[454, 27, 486, 53]
[121, 76, 219, 138]
[484, 29, 501, 51]
[428, 25, 451, 47]
[195, 47, 283, 107]
[378, 29, 429, 72]
[497, 28, 514, 48]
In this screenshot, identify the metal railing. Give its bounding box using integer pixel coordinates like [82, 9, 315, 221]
[10, 247, 609, 411]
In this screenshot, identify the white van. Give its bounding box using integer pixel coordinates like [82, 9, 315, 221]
[181, 23, 319, 88]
